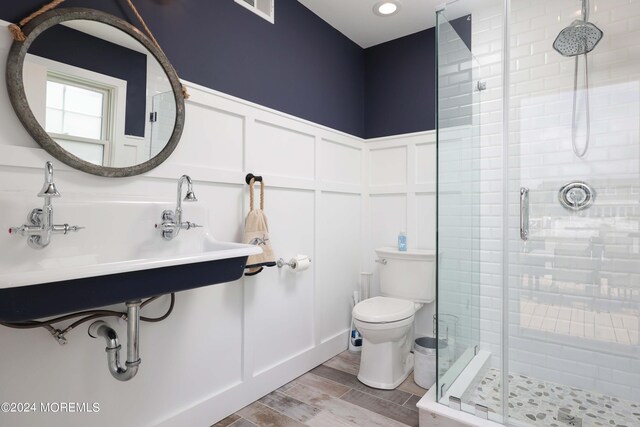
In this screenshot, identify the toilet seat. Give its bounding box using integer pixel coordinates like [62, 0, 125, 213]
[353, 296, 416, 323]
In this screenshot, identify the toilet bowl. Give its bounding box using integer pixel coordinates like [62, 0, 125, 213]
[353, 296, 423, 389]
[352, 247, 435, 390]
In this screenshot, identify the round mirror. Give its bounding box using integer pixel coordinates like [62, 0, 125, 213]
[6, 8, 185, 177]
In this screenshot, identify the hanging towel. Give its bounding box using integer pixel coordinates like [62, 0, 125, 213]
[243, 177, 276, 276]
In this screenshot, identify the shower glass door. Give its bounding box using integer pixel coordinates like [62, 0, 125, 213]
[436, 10, 482, 401]
[150, 90, 177, 158]
[506, 0, 640, 425]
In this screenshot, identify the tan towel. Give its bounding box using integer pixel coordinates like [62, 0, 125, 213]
[243, 178, 276, 276]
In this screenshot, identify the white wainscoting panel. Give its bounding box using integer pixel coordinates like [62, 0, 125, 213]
[369, 146, 407, 187]
[247, 120, 315, 180]
[369, 194, 407, 297]
[317, 192, 362, 343]
[178, 103, 245, 173]
[416, 193, 437, 251]
[246, 188, 316, 376]
[319, 139, 362, 186]
[416, 142, 437, 186]
[370, 194, 408, 249]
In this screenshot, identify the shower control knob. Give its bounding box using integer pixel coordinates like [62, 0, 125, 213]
[567, 188, 587, 204]
[559, 181, 595, 211]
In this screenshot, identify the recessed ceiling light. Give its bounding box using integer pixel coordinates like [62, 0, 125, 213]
[373, 1, 401, 17]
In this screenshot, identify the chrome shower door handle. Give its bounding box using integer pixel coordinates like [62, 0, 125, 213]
[520, 187, 529, 241]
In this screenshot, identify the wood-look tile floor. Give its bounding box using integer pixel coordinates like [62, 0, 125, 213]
[213, 351, 427, 427]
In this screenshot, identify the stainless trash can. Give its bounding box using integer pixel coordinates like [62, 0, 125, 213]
[414, 337, 440, 389]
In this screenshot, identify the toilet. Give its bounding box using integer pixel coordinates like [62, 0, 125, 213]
[353, 247, 435, 389]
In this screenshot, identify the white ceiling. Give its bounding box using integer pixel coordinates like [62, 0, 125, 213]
[297, 0, 444, 48]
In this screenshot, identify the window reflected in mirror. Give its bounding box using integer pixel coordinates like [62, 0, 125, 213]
[45, 76, 110, 166]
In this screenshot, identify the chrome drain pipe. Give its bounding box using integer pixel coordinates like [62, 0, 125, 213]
[88, 301, 142, 381]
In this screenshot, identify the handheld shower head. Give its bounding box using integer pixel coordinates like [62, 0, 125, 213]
[552, 0, 603, 159]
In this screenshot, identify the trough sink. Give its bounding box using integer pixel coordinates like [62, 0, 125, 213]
[0, 195, 261, 322]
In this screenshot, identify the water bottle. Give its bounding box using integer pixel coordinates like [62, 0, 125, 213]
[398, 231, 407, 251]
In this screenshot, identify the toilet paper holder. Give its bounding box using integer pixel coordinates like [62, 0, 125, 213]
[277, 255, 311, 270]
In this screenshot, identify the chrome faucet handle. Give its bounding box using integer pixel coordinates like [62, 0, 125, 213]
[8, 225, 39, 236]
[161, 210, 175, 222]
[29, 208, 43, 226]
[53, 224, 84, 234]
[156, 219, 180, 240]
[181, 222, 202, 230]
[155, 222, 173, 231]
[37, 161, 61, 198]
[154, 221, 201, 240]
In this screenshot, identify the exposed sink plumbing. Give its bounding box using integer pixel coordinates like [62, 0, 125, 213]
[2, 293, 175, 380]
[156, 174, 201, 240]
[88, 301, 142, 382]
[9, 161, 83, 249]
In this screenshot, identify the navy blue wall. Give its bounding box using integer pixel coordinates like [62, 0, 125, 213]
[2, 2, 472, 139]
[29, 25, 147, 137]
[364, 15, 472, 139]
[2, 0, 366, 137]
[452, 15, 473, 52]
[364, 28, 436, 139]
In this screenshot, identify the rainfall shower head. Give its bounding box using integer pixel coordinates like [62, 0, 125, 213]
[553, 20, 603, 56]
[553, 0, 603, 57]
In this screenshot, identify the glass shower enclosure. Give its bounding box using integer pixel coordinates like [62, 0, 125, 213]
[435, 0, 640, 425]
[435, 9, 482, 399]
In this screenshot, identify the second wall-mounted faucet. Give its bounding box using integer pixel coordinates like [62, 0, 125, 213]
[156, 175, 201, 240]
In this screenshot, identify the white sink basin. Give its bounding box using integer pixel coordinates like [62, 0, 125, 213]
[0, 194, 261, 321]
[0, 236, 260, 289]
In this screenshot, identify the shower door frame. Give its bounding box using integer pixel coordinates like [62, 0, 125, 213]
[435, 6, 484, 404]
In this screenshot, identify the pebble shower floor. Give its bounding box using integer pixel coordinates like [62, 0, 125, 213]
[461, 368, 640, 427]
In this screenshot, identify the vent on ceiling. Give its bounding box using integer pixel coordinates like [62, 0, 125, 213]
[235, 0, 275, 24]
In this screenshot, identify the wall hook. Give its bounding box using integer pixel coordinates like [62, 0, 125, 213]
[245, 173, 263, 185]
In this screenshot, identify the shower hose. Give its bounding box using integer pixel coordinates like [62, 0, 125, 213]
[572, 53, 591, 158]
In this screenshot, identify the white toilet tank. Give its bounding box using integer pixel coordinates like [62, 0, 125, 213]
[376, 247, 435, 303]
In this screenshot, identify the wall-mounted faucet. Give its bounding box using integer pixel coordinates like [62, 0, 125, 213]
[9, 162, 83, 249]
[156, 175, 201, 240]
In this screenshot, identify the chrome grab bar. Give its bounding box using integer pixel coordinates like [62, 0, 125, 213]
[520, 187, 529, 241]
